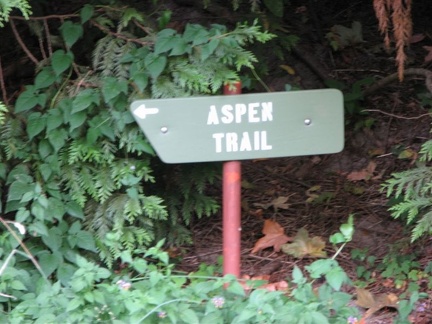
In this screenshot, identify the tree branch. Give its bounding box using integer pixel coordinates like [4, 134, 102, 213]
[9, 18, 39, 65]
[363, 68, 432, 96]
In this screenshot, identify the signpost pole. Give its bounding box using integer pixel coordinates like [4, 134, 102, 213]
[222, 82, 242, 277]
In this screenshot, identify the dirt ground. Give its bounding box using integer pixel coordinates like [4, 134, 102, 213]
[171, 1, 432, 322]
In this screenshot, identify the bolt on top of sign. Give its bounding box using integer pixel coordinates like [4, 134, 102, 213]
[130, 89, 344, 163]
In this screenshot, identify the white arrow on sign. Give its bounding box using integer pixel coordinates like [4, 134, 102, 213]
[133, 104, 159, 119]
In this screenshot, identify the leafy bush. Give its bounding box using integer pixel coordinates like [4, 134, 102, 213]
[0, 0, 31, 26]
[383, 139, 432, 241]
[2, 225, 361, 323]
[0, 1, 274, 299]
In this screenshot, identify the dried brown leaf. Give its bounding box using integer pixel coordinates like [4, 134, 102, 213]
[251, 219, 291, 253]
[281, 228, 326, 258]
[254, 196, 291, 211]
[356, 287, 399, 319]
[423, 46, 432, 63]
[347, 161, 376, 181]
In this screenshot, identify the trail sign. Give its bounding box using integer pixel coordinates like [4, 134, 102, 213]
[130, 89, 344, 163]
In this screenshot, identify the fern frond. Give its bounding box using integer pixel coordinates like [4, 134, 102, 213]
[94, 167, 117, 203]
[0, 0, 31, 27]
[411, 210, 432, 242]
[151, 75, 191, 98]
[142, 195, 168, 220]
[0, 101, 7, 125]
[385, 137, 432, 241]
[419, 139, 432, 162]
[92, 35, 136, 80]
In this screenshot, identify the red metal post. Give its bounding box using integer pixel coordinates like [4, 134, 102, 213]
[222, 81, 242, 277]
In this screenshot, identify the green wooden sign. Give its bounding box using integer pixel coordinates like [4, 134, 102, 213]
[130, 89, 344, 163]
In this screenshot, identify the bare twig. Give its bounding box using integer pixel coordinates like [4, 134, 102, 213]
[91, 20, 151, 46]
[10, 14, 79, 21]
[37, 26, 47, 60]
[43, 18, 52, 57]
[364, 68, 432, 96]
[362, 109, 431, 120]
[0, 217, 47, 280]
[0, 56, 8, 105]
[9, 18, 39, 65]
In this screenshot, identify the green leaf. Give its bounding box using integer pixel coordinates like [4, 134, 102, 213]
[340, 214, 355, 240]
[263, 0, 284, 17]
[66, 201, 84, 219]
[183, 24, 209, 45]
[47, 197, 66, 221]
[38, 139, 53, 159]
[154, 29, 177, 55]
[71, 89, 99, 114]
[60, 21, 83, 47]
[145, 53, 167, 79]
[292, 266, 305, 284]
[310, 312, 329, 324]
[66, 297, 83, 312]
[169, 36, 189, 56]
[42, 227, 63, 252]
[131, 72, 149, 92]
[28, 221, 48, 236]
[329, 233, 345, 245]
[101, 77, 128, 102]
[76, 230, 97, 252]
[86, 127, 100, 145]
[69, 221, 81, 235]
[57, 263, 76, 286]
[15, 208, 30, 223]
[39, 164, 52, 181]
[34, 67, 57, 89]
[132, 259, 147, 273]
[15, 87, 39, 113]
[27, 112, 46, 139]
[51, 50, 73, 76]
[235, 309, 256, 322]
[46, 108, 63, 132]
[96, 267, 111, 280]
[200, 38, 219, 61]
[306, 259, 336, 278]
[181, 309, 200, 323]
[8, 180, 34, 201]
[39, 251, 63, 277]
[48, 128, 68, 152]
[226, 279, 245, 296]
[325, 266, 348, 291]
[69, 111, 87, 132]
[10, 280, 27, 291]
[80, 4, 94, 24]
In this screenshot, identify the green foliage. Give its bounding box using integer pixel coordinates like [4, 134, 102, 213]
[325, 77, 375, 130]
[0, 101, 7, 125]
[0, 0, 31, 27]
[378, 253, 421, 290]
[2, 239, 360, 323]
[383, 139, 432, 241]
[0, 0, 274, 294]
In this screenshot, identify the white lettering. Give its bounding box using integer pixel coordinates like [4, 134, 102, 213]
[235, 104, 247, 123]
[212, 133, 224, 153]
[239, 132, 252, 151]
[261, 131, 272, 150]
[253, 131, 260, 150]
[226, 132, 238, 152]
[208, 101, 274, 125]
[261, 102, 273, 122]
[207, 105, 219, 125]
[248, 102, 260, 122]
[221, 105, 234, 124]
